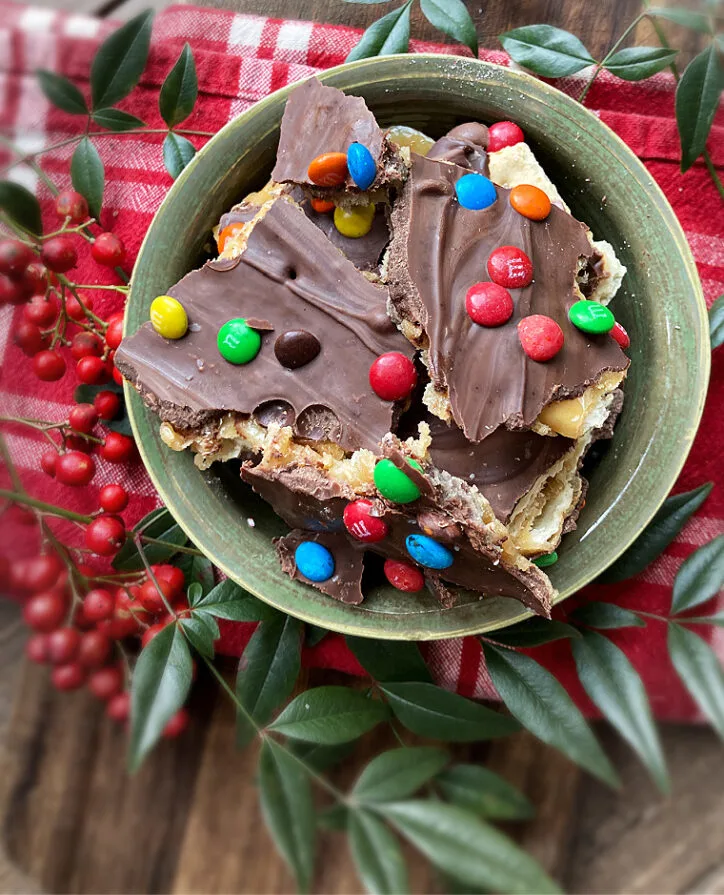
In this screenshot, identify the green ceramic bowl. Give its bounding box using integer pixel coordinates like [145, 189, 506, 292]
[125, 54, 709, 640]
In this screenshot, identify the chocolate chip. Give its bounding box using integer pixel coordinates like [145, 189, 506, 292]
[274, 330, 321, 369]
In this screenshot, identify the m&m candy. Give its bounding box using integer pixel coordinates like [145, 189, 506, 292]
[487, 121, 524, 153]
[307, 152, 348, 187]
[369, 352, 417, 401]
[465, 282, 514, 327]
[217, 318, 261, 364]
[149, 295, 188, 340]
[217, 222, 245, 254]
[405, 533, 454, 570]
[310, 198, 335, 213]
[384, 559, 425, 592]
[518, 315, 564, 362]
[294, 540, 335, 582]
[611, 321, 630, 349]
[334, 203, 376, 239]
[533, 551, 558, 568]
[347, 142, 377, 191]
[374, 458, 423, 504]
[568, 300, 615, 335]
[487, 246, 534, 289]
[510, 184, 552, 221]
[343, 499, 388, 543]
[455, 173, 497, 210]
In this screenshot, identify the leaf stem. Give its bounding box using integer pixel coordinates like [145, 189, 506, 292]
[578, 11, 646, 103]
[139, 535, 204, 556]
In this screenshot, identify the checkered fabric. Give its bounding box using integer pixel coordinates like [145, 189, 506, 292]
[1, 2, 722, 720]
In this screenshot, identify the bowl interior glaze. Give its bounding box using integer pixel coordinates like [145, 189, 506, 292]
[125, 55, 709, 640]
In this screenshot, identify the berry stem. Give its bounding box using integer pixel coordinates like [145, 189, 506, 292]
[138, 535, 205, 556]
[70, 283, 130, 294]
[0, 489, 93, 523]
[0, 416, 104, 445]
[133, 534, 178, 618]
[57, 276, 109, 329]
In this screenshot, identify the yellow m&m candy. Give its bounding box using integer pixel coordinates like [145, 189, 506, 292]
[150, 295, 188, 340]
[333, 203, 376, 239]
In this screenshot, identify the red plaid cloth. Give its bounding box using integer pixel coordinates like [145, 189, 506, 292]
[1, 2, 723, 721]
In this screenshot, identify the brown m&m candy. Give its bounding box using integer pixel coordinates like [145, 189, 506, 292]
[274, 330, 321, 369]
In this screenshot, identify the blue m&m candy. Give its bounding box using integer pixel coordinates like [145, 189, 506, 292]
[295, 540, 335, 582]
[405, 533, 454, 570]
[455, 173, 497, 210]
[347, 142, 377, 191]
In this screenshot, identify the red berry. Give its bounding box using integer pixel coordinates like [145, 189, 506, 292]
[517, 315, 565, 362]
[83, 588, 115, 622]
[369, 352, 417, 402]
[41, 236, 77, 273]
[85, 515, 126, 556]
[55, 189, 89, 224]
[65, 294, 93, 322]
[487, 121, 525, 153]
[47, 626, 81, 664]
[98, 611, 139, 640]
[51, 662, 86, 691]
[40, 449, 58, 477]
[105, 311, 125, 350]
[64, 433, 94, 453]
[91, 232, 126, 267]
[77, 630, 112, 668]
[24, 294, 57, 326]
[26, 633, 50, 664]
[33, 349, 66, 381]
[101, 431, 135, 463]
[114, 584, 141, 612]
[68, 403, 98, 434]
[142, 623, 168, 649]
[76, 355, 107, 385]
[152, 564, 185, 599]
[14, 321, 48, 357]
[343, 499, 389, 543]
[23, 590, 68, 632]
[106, 691, 130, 722]
[487, 246, 534, 289]
[94, 389, 121, 420]
[22, 261, 56, 296]
[0, 273, 26, 305]
[112, 366, 124, 386]
[88, 665, 123, 700]
[163, 708, 189, 738]
[139, 578, 174, 613]
[99, 483, 128, 514]
[0, 239, 34, 277]
[55, 451, 96, 486]
[465, 282, 514, 327]
[383, 559, 425, 592]
[610, 321, 630, 349]
[9, 559, 31, 593]
[25, 553, 64, 593]
[71, 331, 104, 361]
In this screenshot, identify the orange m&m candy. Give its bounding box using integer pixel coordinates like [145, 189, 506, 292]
[310, 198, 335, 213]
[509, 184, 552, 221]
[217, 223, 245, 253]
[307, 152, 348, 187]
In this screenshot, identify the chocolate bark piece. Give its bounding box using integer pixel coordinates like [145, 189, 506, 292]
[271, 78, 406, 200]
[387, 153, 629, 442]
[276, 530, 365, 604]
[427, 122, 490, 175]
[116, 198, 413, 454]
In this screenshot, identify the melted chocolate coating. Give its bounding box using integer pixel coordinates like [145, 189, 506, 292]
[427, 122, 490, 175]
[388, 154, 629, 442]
[116, 199, 413, 452]
[276, 530, 364, 604]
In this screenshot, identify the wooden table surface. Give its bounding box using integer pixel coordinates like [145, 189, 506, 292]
[2, 2, 721, 893]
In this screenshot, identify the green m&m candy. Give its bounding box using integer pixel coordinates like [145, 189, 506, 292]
[217, 318, 261, 364]
[534, 551, 558, 568]
[374, 458, 423, 503]
[568, 300, 615, 335]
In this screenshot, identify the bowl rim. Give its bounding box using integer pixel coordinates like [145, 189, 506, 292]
[124, 54, 710, 639]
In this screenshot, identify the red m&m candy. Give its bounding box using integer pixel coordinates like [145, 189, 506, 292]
[465, 282, 514, 327]
[487, 121, 524, 153]
[343, 499, 388, 543]
[369, 352, 417, 401]
[383, 559, 425, 592]
[487, 246, 534, 289]
[610, 321, 630, 349]
[518, 315, 564, 362]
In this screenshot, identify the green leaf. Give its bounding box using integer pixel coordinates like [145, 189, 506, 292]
[128, 624, 192, 771]
[91, 108, 146, 131]
[676, 45, 724, 172]
[105, 414, 133, 436]
[70, 137, 104, 221]
[163, 133, 196, 179]
[317, 804, 348, 830]
[381, 681, 520, 741]
[597, 482, 713, 583]
[671, 535, 724, 614]
[352, 747, 449, 803]
[482, 643, 619, 787]
[710, 295, 724, 350]
[668, 623, 724, 738]
[305, 625, 329, 647]
[379, 801, 561, 894]
[342, 0, 393, 3]
[348, 809, 409, 895]
[571, 631, 669, 793]
[346, 636, 433, 683]
[192, 578, 274, 621]
[499, 25, 595, 77]
[646, 7, 712, 34]
[236, 614, 303, 747]
[159, 43, 198, 128]
[269, 687, 390, 744]
[681, 611, 724, 627]
[0, 181, 42, 235]
[291, 740, 357, 772]
[36, 70, 88, 114]
[346, 0, 412, 62]
[604, 46, 679, 81]
[258, 738, 316, 893]
[176, 552, 215, 597]
[570, 602, 646, 629]
[90, 9, 154, 110]
[180, 613, 218, 657]
[419, 0, 477, 56]
[486, 618, 581, 648]
[112, 507, 188, 571]
[436, 765, 534, 821]
[73, 382, 123, 404]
